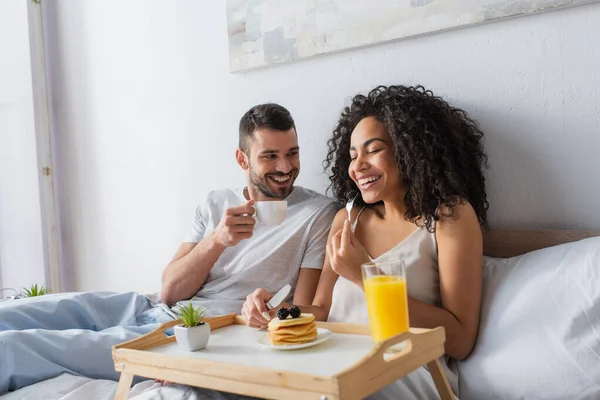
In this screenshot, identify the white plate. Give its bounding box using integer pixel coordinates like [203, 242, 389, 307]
[257, 328, 332, 350]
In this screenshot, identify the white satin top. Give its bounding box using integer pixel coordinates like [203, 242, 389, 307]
[329, 207, 440, 324]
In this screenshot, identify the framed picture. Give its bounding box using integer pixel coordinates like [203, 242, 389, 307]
[226, 0, 599, 72]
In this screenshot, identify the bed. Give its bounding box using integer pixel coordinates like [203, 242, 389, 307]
[1, 228, 599, 400]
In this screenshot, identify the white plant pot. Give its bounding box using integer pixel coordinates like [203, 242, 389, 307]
[174, 323, 210, 351]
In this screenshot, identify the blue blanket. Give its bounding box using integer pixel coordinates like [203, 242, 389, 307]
[0, 291, 172, 393]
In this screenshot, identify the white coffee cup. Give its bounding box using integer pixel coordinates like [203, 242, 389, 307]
[253, 201, 287, 226]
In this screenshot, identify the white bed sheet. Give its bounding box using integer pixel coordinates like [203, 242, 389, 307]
[0, 373, 228, 400]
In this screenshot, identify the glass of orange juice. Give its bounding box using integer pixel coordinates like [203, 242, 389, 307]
[362, 260, 409, 343]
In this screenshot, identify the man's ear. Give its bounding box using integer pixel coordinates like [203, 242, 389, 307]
[236, 148, 249, 170]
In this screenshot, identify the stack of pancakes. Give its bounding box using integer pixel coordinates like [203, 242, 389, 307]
[267, 313, 317, 346]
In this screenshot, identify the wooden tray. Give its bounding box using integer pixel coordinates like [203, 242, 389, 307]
[112, 314, 453, 400]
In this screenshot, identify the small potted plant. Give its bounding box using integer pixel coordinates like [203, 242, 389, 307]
[21, 283, 51, 298]
[174, 303, 210, 351]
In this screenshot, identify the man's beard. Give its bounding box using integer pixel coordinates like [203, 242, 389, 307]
[249, 166, 297, 199]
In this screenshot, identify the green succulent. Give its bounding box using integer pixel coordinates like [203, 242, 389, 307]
[21, 283, 51, 297]
[178, 302, 207, 328]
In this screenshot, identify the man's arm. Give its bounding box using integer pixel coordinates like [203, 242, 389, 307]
[243, 203, 340, 326]
[160, 236, 226, 306]
[291, 268, 321, 306]
[161, 201, 256, 305]
[290, 203, 339, 308]
[256, 268, 321, 321]
[243, 208, 345, 327]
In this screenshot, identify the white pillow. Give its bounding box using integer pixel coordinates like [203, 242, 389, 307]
[457, 237, 600, 400]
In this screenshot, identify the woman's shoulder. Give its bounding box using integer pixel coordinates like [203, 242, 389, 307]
[437, 199, 477, 222]
[436, 200, 482, 239]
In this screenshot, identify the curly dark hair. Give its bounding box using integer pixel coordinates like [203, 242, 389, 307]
[324, 85, 489, 231]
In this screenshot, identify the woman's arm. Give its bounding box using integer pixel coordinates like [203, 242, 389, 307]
[409, 201, 483, 360]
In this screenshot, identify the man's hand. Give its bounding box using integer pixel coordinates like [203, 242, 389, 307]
[210, 201, 256, 248]
[242, 288, 277, 328]
[327, 220, 371, 287]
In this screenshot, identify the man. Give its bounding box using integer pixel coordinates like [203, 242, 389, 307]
[0, 103, 337, 394]
[161, 103, 338, 316]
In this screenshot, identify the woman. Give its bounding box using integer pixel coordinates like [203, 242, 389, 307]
[242, 85, 489, 399]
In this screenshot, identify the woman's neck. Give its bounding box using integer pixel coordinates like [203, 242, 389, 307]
[378, 192, 407, 221]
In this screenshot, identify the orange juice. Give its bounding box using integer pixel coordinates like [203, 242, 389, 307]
[363, 275, 409, 342]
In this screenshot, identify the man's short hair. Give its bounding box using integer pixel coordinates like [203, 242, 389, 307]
[238, 103, 296, 153]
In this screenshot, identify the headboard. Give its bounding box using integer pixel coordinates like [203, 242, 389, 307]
[483, 229, 600, 258]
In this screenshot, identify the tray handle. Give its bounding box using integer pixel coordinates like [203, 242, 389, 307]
[113, 313, 238, 351]
[113, 319, 180, 351]
[335, 327, 447, 399]
[381, 328, 440, 359]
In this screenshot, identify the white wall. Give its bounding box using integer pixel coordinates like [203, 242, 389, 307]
[43, 1, 600, 294]
[0, 0, 46, 293]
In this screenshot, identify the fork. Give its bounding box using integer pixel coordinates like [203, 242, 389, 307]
[345, 194, 358, 222]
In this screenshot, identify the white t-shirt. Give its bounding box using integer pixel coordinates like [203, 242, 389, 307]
[176, 186, 338, 316]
